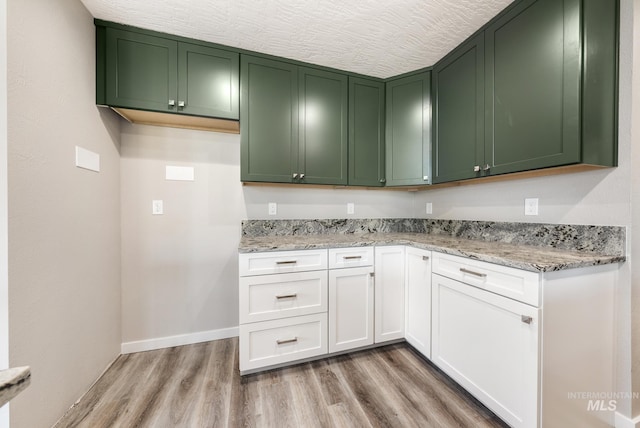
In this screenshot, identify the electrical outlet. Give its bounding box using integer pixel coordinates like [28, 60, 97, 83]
[524, 198, 539, 216]
[152, 200, 163, 215]
[347, 203, 355, 215]
[268, 202, 277, 216]
[426, 202, 433, 215]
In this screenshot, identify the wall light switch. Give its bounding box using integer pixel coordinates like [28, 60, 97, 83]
[268, 202, 277, 216]
[152, 200, 163, 215]
[347, 203, 355, 215]
[426, 202, 433, 214]
[525, 198, 539, 216]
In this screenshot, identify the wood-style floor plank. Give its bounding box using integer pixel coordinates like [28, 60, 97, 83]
[55, 338, 508, 428]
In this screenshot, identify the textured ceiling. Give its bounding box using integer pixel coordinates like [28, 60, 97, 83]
[80, 0, 514, 79]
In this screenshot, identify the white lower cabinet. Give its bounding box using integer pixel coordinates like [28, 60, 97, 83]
[432, 273, 539, 428]
[328, 266, 374, 353]
[374, 246, 405, 343]
[431, 251, 618, 428]
[404, 247, 432, 358]
[239, 313, 328, 372]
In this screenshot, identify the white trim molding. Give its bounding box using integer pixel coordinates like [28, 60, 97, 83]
[121, 326, 239, 354]
[616, 412, 640, 428]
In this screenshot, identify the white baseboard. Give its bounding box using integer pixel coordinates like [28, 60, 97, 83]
[121, 326, 239, 354]
[616, 411, 640, 428]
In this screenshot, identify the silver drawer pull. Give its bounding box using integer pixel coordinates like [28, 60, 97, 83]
[460, 268, 487, 278]
[276, 260, 298, 265]
[521, 315, 533, 324]
[422, 256, 430, 261]
[276, 293, 297, 300]
[343, 256, 362, 260]
[276, 337, 298, 345]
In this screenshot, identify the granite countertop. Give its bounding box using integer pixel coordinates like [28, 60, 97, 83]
[239, 232, 625, 273]
[0, 366, 31, 408]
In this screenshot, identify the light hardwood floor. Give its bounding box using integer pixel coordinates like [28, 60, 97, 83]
[55, 338, 507, 427]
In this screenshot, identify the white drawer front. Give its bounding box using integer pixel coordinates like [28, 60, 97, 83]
[432, 252, 540, 306]
[328, 246, 374, 269]
[239, 313, 327, 372]
[240, 271, 328, 324]
[239, 249, 328, 277]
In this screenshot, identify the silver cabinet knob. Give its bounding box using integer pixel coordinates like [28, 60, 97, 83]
[473, 165, 481, 172]
[178, 101, 185, 108]
[168, 100, 176, 107]
[300, 173, 305, 179]
[483, 164, 491, 171]
[521, 315, 533, 324]
[379, 178, 386, 183]
[293, 173, 299, 179]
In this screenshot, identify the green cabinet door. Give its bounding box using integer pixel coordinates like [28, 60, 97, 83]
[484, 0, 581, 175]
[178, 43, 239, 119]
[298, 68, 348, 185]
[348, 77, 385, 187]
[385, 72, 431, 186]
[432, 34, 485, 184]
[240, 56, 299, 183]
[105, 28, 178, 112]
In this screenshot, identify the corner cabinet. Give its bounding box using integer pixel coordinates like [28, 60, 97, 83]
[385, 72, 432, 186]
[373, 246, 405, 342]
[241, 55, 348, 185]
[432, 0, 618, 184]
[98, 26, 239, 120]
[404, 247, 432, 358]
[348, 77, 386, 186]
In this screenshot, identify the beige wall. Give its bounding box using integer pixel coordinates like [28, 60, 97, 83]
[7, 0, 122, 427]
[0, 0, 7, 425]
[119, 123, 414, 346]
[631, 0, 640, 419]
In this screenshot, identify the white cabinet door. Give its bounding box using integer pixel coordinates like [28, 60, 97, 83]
[432, 274, 540, 428]
[329, 266, 374, 353]
[374, 246, 405, 343]
[405, 247, 432, 358]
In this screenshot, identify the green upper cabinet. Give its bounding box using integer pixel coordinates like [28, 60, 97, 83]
[432, 0, 617, 184]
[298, 68, 348, 185]
[385, 72, 431, 186]
[484, 0, 581, 175]
[177, 43, 239, 119]
[240, 56, 298, 183]
[101, 26, 239, 120]
[432, 34, 485, 183]
[349, 77, 385, 187]
[240, 56, 348, 185]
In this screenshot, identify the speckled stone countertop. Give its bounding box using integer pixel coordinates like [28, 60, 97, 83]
[0, 366, 30, 407]
[239, 219, 626, 273]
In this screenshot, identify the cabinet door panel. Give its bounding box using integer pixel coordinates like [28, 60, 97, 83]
[241, 56, 298, 183]
[374, 246, 405, 343]
[349, 77, 385, 186]
[432, 34, 484, 183]
[178, 43, 239, 119]
[405, 247, 432, 358]
[299, 68, 348, 185]
[106, 29, 177, 111]
[485, 0, 581, 174]
[329, 267, 374, 353]
[432, 274, 539, 428]
[385, 73, 431, 186]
